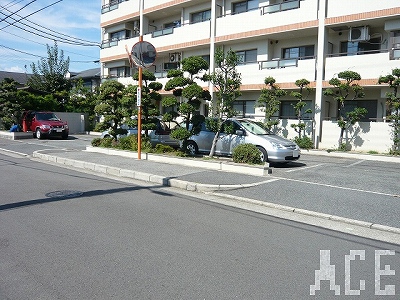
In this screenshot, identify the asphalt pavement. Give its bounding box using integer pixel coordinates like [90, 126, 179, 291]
[28, 145, 400, 238]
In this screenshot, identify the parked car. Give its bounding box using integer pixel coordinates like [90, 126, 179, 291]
[185, 118, 300, 163]
[101, 119, 180, 148]
[21, 111, 69, 139]
[100, 124, 138, 139]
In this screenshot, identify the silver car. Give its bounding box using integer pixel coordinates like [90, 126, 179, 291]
[186, 118, 300, 163]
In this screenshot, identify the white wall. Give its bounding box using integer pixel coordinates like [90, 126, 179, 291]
[318, 121, 393, 152]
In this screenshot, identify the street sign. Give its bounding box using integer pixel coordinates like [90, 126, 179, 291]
[137, 87, 141, 107]
[131, 41, 156, 68]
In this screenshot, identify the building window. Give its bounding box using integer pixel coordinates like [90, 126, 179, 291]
[339, 100, 377, 121]
[191, 10, 211, 24]
[233, 0, 258, 14]
[201, 55, 210, 65]
[283, 45, 314, 59]
[109, 66, 130, 78]
[340, 38, 381, 56]
[280, 101, 313, 119]
[233, 100, 255, 117]
[163, 62, 180, 71]
[236, 49, 257, 64]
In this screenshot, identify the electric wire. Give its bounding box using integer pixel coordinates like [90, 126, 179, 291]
[0, 3, 100, 46]
[0, 0, 37, 23]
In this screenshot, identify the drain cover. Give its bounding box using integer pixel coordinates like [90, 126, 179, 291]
[45, 190, 83, 198]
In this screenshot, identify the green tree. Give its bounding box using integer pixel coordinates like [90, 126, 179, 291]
[0, 78, 20, 129]
[324, 71, 367, 150]
[94, 80, 132, 140]
[204, 47, 242, 158]
[164, 56, 210, 151]
[378, 68, 400, 154]
[27, 42, 71, 111]
[68, 78, 98, 131]
[290, 79, 313, 139]
[130, 69, 162, 136]
[256, 76, 286, 131]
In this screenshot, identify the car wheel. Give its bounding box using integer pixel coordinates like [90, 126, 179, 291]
[186, 141, 198, 155]
[256, 146, 268, 162]
[103, 134, 110, 139]
[35, 128, 42, 139]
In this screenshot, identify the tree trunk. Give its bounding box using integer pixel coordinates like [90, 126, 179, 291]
[209, 130, 221, 158]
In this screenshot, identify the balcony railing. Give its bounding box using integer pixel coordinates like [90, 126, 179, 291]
[261, 0, 300, 15]
[259, 58, 299, 69]
[152, 27, 174, 38]
[101, 0, 129, 14]
[101, 35, 138, 49]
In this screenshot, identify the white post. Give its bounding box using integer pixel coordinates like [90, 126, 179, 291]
[314, 0, 328, 149]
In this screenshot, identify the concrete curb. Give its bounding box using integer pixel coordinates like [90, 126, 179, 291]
[32, 150, 243, 192]
[211, 193, 400, 235]
[85, 146, 272, 176]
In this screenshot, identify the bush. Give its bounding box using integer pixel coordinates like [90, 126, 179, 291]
[128, 135, 153, 152]
[232, 143, 263, 165]
[294, 136, 314, 150]
[117, 135, 136, 150]
[91, 138, 102, 147]
[154, 144, 176, 154]
[100, 137, 114, 148]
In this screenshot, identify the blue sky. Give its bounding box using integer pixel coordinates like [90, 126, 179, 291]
[0, 0, 100, 73]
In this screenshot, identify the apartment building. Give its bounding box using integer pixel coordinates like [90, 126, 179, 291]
[100, 0, 400, 152]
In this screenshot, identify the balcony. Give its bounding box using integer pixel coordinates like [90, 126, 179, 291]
[101, 0, 129, 14]
[325, 50, 399, 79]
[261, 0, 300, 15]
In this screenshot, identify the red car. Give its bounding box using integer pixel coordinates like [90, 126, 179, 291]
[22, 111, 69, 139]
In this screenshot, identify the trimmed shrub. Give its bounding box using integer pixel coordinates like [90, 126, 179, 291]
[91, 138, 102, 147]
[294, 136, 314, 150]
[232, 143, 263, 165]
[117, 135, 136, 150]
[100, 137, 114, 148]
[154, 144, 176, 154]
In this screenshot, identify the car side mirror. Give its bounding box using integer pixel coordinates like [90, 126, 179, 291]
[235, 129, 245, 136]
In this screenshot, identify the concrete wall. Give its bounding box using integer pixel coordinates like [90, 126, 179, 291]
[319, 121, 393, 152]
[55, 112, 88, 134]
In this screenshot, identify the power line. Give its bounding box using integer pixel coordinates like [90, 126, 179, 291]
[0, 0, 63, 31]
[0, 4, 100, 46]
[0, 0, 37, 23]
[0, 44, 99, 64]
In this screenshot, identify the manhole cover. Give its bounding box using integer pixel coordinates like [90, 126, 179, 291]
[45, 190, 83, 199]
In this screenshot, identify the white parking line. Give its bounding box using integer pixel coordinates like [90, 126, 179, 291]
[275, 176, 397, 197]
[285, 163, 325, 173]
[344, 159, 365, 168]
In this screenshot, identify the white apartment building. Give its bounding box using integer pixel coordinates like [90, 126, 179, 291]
[100, 0, 400, 152]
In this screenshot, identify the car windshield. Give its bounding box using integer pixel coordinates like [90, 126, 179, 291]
[237, 120, 273, 135]
[36, 113, 59, 121]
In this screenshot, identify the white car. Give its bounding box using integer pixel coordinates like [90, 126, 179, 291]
[185, 118, 301, 163]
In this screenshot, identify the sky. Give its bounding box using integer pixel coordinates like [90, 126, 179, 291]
[0, 0, 100, 73]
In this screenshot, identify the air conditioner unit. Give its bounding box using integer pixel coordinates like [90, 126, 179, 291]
[169, 53, 181, 62]
[348, 26, 370, 42]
